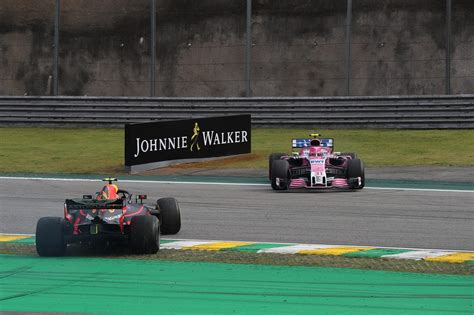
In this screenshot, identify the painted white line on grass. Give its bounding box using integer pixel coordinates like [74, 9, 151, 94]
[0, 176, 472, 193]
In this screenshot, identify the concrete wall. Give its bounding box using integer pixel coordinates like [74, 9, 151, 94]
[0, 0, 55, 95]
[352, 0, 446, 95]
[0, 0, 472, 96]
[351, 0, 473, 95]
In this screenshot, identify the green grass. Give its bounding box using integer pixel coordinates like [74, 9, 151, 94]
[0, 128, 124, 174]
[1, 127, 473, 174]
[245, 128, 474, 168]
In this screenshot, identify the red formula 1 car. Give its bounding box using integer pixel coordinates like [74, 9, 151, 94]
[269, 134, 365, 191]
[35, 178, 181, 256]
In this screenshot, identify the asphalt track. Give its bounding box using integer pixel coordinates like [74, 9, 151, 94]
[0, 177, 472, 251]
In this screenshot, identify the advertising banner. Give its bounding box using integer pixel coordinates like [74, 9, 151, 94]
[125, 115, 251, 171]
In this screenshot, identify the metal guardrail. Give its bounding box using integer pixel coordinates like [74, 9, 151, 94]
[0, 95, 473, 129]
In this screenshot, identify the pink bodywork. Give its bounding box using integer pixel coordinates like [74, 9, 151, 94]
[288, 145, 350, 189]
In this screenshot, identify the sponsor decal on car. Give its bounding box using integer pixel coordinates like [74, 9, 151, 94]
[103, 214, 122, 222]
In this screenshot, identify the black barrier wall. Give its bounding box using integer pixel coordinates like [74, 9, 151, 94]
[125, 115, 251, 170]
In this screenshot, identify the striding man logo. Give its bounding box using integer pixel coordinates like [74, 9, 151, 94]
[190, 122, 201, 151]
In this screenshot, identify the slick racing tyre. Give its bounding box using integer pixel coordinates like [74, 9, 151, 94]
[130, 215, 160, 254]
[36, 217, 67, 257]
[268, 153, 285, 180]
[346, 158, 365, 189]
[271, 160, 290, 190]
[157, 197, 181, 235]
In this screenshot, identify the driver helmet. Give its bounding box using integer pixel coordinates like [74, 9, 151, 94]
[98, 184, 119, 200]
[310, 139, 321, 146]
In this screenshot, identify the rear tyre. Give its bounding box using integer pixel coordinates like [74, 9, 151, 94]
[271, 160, 290, 190]
[130, 216, 160, 254]
[36, 217, 66, 257]
[157, 197, 181, 235]
[268, 153, 285, 180]
[346, 159, 365, 189]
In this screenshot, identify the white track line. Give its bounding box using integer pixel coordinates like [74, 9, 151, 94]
[0, 176, 264, 186]
[1, 176, 472, 193]
[364, 187, 473, 193]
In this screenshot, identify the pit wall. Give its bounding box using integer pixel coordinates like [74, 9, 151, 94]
[0, 0, 472, 97]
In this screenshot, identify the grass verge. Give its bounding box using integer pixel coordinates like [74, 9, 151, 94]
[1, 127, 473, 174]
[1, 243, 472, 276]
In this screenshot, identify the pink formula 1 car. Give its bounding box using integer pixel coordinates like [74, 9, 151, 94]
[269, 134, 365, 190]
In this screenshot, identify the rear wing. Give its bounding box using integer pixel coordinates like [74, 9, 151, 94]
[292, 138, 334, 149]
[65, 198, 123, 210]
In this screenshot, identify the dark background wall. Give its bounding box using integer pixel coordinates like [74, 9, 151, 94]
[0, 0, 472, 97]
[352, 0, 446, 95]
[451, 0, 473, 94]
[0, 0, 55, 96]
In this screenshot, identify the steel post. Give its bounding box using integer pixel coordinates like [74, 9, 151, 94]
[245, 0, 252, 97]
[345, 0, 352, 96]
[150, 0, 156, 97]
[53, 0, 60, 95]
[445, 0, 451, 95]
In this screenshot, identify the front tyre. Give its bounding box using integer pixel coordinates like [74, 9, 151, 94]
[346, 158, 365, 189]
[130, 216, 160, 254]
[271, 160, 290, 190]
[268, 153, 285, 180]
[36, 217, 66, 257]
[157, 197, 181, 235]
